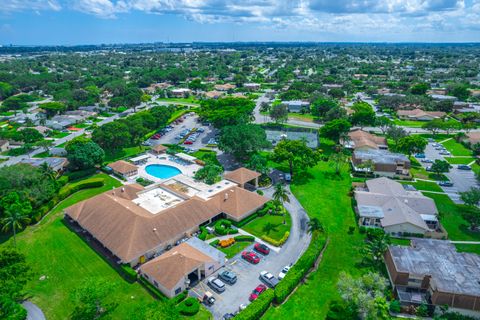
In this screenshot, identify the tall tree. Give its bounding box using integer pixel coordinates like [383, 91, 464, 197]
[430, 160, 450, 178]
[320, 119, 352, 143]
[460, 187, 480, 207]
[311, 97, 337, 118]
[92, 121, 131, 153]
[273, 183, 290, 224]
[269, 104, 288, 124]
[66, 138, 105, 170]
[272, 139, 320, 178]
[218, 124, 270, 160]
[0, 193, 31, 247]
[350, 102, 376, 129]
[386, 126, 407, 145]
[396, 135, 427, 156]
[71, 279, 117, 320]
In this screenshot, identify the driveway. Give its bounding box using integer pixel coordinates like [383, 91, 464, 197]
[421, 142, 479, 203]
[191, 185, 311, 319]
[22, 301, 46, 320]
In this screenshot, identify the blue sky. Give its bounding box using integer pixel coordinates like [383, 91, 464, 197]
[1, 0, 479, 45]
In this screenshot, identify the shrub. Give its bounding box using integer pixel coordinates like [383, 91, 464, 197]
[256, 189, 264, 196]
[198, 226, 208, 241]
[120, 264, 137, 282]
[57, 175, 69, 187]
[348, 226, 355, 234]
[359, 226, 367, 234]
[138, 277, 167, 301]
[232, 212, 259, 228]
[65, 168, 96, 181]
[177, 297, 200, 316]
[210, 239, 220, 247]
[274, 234, 326, 304]
[234, 289, 274, 320]
[234, 235, 255, 242]
[171, 291, 188, 305]
[389, 300, 401, 313]
[261, 231, 290, 247]
[214, 219, 237, 235]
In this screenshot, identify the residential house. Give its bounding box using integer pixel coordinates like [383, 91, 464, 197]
[397, 109, 446, 121]
[139, 237, 226, 298]
[344, 129, 388, 151]
[355, 178, 440, 236]
[281, 100, 310, 113]
[224, 167, 261, 188]
[429, 94, 457, 101]
[20, 157, 68, 172]
[243, 83, 261, 91]
[204, 90, 223, 99]
[171, 88, 191, 98]
[64, 170, 268, 266]
[463, 132, 480, 145]
[352, 149, 411, 177]
[214, 83, 236, 91]
[151, 144, 167, 155]
[107, 160, 138, 178]
[0, 140, 9, 152]
[385, 239, 480, 314]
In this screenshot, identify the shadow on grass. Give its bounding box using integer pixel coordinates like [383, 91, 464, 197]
[292, 171, 314, 186]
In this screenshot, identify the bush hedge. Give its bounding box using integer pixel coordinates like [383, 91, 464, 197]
[177, 297, 200, 316]
[261, 231, 289, 247]
[232, 212, 259, 228]
[120, 264, 137, 282]
[214, 219, 238, 235]
[171, 291, 188, 305]
[234, 235, 255, 242]
[138, 277, 167, 301]
[65, 168, 96, 181]
[274, 234, 326, 304]
[234, 289, 274, 320]
[210, 239, 220, 247]
[198, 226, 208, 241]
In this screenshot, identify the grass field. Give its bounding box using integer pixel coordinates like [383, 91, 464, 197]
[157, 97, 200, 105]
[2, 174, 211, 319]
[416, 133, 453, 142]
[52, 132, 70, 139]
[394, 119, 426, 127]
[390, 238, 411, 246]
[444, 157, 475, 165]
[399, 180, 443, 192]
[242, 212, 292, 242]
[263, 162, 366, 320]
[104, 146, 147, 163]
[217, 241, 252, 259]
[441, 139, 472, 157]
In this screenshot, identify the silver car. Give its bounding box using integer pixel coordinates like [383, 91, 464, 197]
[208, 277, 226, 293]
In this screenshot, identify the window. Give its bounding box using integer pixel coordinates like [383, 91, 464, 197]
[208, 265, 214, 270]
[154, 281, 159, 287]
[144, 274, 149, 280]
[175, 288, 182, 295]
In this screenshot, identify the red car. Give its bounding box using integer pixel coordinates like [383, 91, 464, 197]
[183, 140, 193, 145]
[242, 251, 260, 264]
[249, 284, 267, 301]
[254, 243, 270, 255]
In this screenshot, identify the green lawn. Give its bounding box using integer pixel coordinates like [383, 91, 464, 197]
[242, 213, 292, 243]
[191, 150, 221, 166]
[104, 146, 147, 163]
[393, 119, 426, 128]
[157, 97, 200, 105]
[33, 151, 50, 158]
[52, 132, 70, 139]
[422, 192, 480, 254]
[263, 162, 366, 320]
[2, 174, 211, 319]
[390, 238, 411, 246]
[416, 133, 453, 142]
[444, 157, 475, 165]
[217, 241, 252, 259]
[441, 139, 472, 157]
[287, 113, 315, 122]
[399, 180, 443, 192]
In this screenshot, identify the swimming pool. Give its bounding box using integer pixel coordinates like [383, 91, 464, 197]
[145, 164, 182, 179]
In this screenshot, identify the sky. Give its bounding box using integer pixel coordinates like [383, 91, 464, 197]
[0, 0, 479, 45]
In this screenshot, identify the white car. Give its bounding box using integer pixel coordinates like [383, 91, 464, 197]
[260, 271, 279, 288]
[278, 266, 291, 280]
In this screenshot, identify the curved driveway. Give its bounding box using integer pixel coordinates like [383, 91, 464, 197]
[194, 185, 311, 319]
[22, 301, 46, 320]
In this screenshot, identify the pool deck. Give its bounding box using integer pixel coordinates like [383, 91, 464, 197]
[134, 155, 201, 183]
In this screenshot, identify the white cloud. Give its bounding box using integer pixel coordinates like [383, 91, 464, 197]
[0, 0, 61, 13]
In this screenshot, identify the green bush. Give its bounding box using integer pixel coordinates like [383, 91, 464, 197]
[256, 189, 264, 196]
[214, 219, 237, 235]
[261, 231, 289, 247]
[274, 234, 326, 304]
[198, 226, 208, 241]
[65, 168, 96, 181]
[177, 297, 200, 316]
[234, 235, 255, 242]
[234, 289, 274, 320]
[171, 291, 188, 305]
[120, 264, 137, 282]
[232, 212, 259, 228]
[57, 175, 69, 187]
[138, 277, 167, 301]
[389, 300, 401, 313]
[210, 239, 220, 247]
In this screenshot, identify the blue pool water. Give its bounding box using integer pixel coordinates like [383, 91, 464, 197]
[145, 164, 181, 179]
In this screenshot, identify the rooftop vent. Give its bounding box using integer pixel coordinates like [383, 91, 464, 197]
[224, 193, 229, 201]
[121, 187, 125, 193]
[153, 228, 157, 232]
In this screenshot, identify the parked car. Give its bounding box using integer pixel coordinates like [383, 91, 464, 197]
[458, 165, 472, 170]
[439, 151, 451, 155]
[242, 251, 260, 264]
[421, 159, 433, 163]
[184, 140, 193, 145]
[207, 277, 226, 293]
[426, 166, 432, 172]
[260, 271, 279, 288]
[223, 313, 235, 320]
[439, 181, 454, 187]
[278, 266, 291, 280]
[203, 291, 215, 305]
[415, 153, 426, 158]
[197, 127, 205, 133]
[254, 243, 270, 255]
[249, 284, 267, 301]
[219, 270, 237, 285]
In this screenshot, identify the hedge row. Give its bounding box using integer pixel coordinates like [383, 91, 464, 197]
[273, 234, 326, 304]
[171, 291, 188, 305]
[36, 178, 105, 219]
[215, 219, 238, 235]
[232, 212, 259, 228]
[65, 168, 97, 181]
[177, 297, 200, 316]
[261, 231, 289, 247]
[198, 226, 208, 241]
[210, 239, 220, 247]
[138, 277, 167, 301]
[120, 264, 137, 282]
[234, 289, 274, 320]
[234, 235, 255, 242]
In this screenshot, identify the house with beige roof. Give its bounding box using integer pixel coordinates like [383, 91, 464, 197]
[224, 167, 261, 188]
[64, 170, 268, 266]
[463, 132, 480, 146]
[344, 129, 388, 151]
[355, 178, 442, 236]
[397, 109, 446, 121]
[107, 160, 138, 179]
[139, 237, 225, 298]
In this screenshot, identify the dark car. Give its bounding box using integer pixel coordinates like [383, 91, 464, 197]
[254, 243, 270, 255]
[439, 181, 454, 187]
[458, 165, 472, 170]
[415, 153, 426, 158]
[218, 270, 237, 285]
[223, 313, 235, 320]
[249, 284, 267, 301]
[242, 251, 260, 264]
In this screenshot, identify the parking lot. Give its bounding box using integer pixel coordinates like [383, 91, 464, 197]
[147, 113, 218, 152]
[420, 141, 478, 203]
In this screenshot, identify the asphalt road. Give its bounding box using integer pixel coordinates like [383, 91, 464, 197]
[422, 142, 478, 203]
[191, 186, 311, 319]
[22, 301, 46, 320]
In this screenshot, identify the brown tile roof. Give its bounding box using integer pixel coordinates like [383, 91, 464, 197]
[139, 242, 213, 290]
[466, 132, 480, 145]
[152, 144, 167, 152]
[0, 140, 9, 146]
[224, 168, 261, 185]
[348, 129, 387, 150]
[65, 171, 268, 263]
[108, 160, 138, 174]
[397, 109, 446, 118]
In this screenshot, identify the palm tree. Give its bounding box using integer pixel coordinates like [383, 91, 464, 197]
[362, 234, 390, 266]
[329, 147, 347, 175]
[357, 159, 374, 182]
[1, 204, 31, 247]
[307, 217, 325, 234]
[273, 183, 290, 224]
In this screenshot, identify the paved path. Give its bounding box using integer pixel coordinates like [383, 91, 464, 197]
[193, 185, 311, 319]
[22, 301, 46, 320]
[450, 241, 480, 244]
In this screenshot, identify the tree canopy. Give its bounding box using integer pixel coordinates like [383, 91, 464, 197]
[198, 98, 255, 128]
[320, 119, 352, 143]
[66, 138, 105, 170]
[218, 124, 270, 160]
[272, 139, 320, 178]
